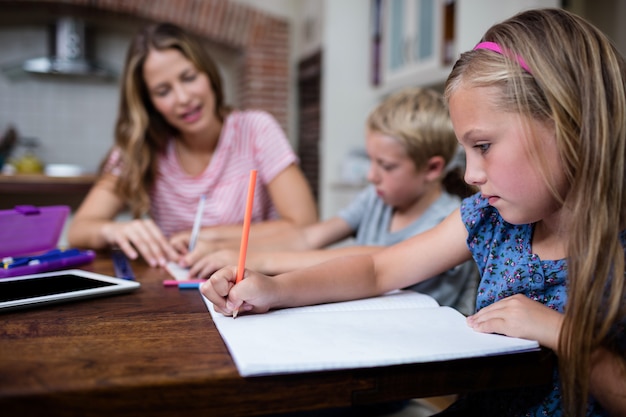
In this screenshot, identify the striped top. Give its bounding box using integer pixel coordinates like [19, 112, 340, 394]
[105, 110, 298, 237]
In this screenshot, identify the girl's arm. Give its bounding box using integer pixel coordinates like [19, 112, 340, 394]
[201, 208, 471, 315]
[67, 173, 178, 266]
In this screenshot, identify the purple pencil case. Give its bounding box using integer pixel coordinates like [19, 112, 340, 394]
[0, 205, 95, 278]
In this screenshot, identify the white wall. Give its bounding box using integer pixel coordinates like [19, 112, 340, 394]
[319, 0, 379, 218]
[456, 0, 560, 53]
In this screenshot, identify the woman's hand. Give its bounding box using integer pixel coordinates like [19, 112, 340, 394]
[200, 266, 278, 316]
[102, 219, 180, 267]
[466, 294, 564, 350]
[169, 230, 192, 254]
[186, 248, 239, 278]
[169, 229, 240, 257]
[173, 239, 237, 277]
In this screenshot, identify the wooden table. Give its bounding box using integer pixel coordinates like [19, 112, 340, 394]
[0, 255, 555, 417]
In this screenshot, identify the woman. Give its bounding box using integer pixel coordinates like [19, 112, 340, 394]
[68, 22, 317, 267]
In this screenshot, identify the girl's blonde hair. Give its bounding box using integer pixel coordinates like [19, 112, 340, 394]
[445, 8, 626, 416]
[367, 87, 474, 197]
[108, 22, 230, 217]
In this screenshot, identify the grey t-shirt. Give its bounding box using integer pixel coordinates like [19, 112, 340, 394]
[338, 186, 477, 314]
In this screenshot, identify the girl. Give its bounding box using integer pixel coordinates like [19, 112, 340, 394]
[67, 22, 317, 267]
[202, 8, 625, 416]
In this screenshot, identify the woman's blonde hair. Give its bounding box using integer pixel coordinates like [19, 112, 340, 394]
[445, 8, 626, 416]
[108, 22, 229, 217]
[367, 87, 474, 197]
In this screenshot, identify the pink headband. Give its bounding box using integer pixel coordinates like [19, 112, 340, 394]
[473, 41, 532, 74]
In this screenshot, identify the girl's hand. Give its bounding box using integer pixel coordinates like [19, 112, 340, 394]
[200, 266, 278, 316]
[467, 294, 564, 350]
[102, 219, 180, 267]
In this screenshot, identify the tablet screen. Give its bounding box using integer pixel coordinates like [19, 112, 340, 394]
[0, 269, 140, 312]
[0, 274, 115, 302]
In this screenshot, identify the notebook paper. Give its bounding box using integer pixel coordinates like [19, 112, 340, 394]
[203, 290, 540, 377]
[165, 262, 190, 281]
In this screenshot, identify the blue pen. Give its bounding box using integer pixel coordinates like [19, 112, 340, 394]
[3, 248, 81, 269]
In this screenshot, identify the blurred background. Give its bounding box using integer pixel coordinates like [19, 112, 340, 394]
[0, 0, 622, 219]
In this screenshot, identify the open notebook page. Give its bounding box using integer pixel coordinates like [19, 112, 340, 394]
[165, 262, 190, 281]
[203, 290, 540, 377]
[266, 289, 439, 314]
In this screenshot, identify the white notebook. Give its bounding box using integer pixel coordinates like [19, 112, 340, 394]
[165, 261, 190, 280]
[202, 290, 540, 377]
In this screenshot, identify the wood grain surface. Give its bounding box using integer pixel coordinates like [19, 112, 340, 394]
[0, 253, 555, 416]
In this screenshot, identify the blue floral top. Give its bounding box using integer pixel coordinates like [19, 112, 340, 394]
[458, 193, 625, 416]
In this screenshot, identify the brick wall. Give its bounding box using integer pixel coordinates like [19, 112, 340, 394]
[0, 0, 290, 132]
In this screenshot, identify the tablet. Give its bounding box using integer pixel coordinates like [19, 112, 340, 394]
[0, 269, 140, 313]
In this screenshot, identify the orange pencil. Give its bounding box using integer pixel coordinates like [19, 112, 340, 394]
[234, 169, 257, 318]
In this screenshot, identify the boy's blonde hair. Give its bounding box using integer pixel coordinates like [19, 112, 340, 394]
[367, 87, 473, 197]
[366, 87, 457, 170]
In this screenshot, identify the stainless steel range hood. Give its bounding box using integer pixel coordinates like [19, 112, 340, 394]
[21, 17, 115, 78]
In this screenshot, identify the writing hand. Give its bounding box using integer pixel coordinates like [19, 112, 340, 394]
[466, 294, 564, 350]
[103, 219, 180, 267]
[200, 266, 277, 317]
[169, 230, 192, 255]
